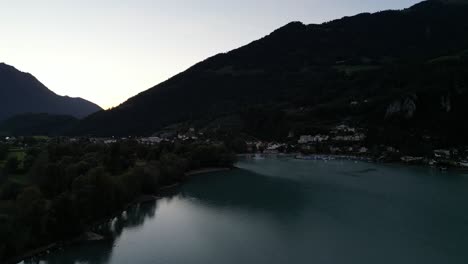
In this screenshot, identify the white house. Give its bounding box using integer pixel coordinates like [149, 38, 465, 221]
[434, 149, 451, 158]
[140, 137, 163, 145]
[298, 135, 329, 144]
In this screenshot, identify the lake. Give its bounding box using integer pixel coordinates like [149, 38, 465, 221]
[24, 156, 468, 264]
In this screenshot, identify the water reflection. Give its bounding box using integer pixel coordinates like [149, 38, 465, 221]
[28, 168, 308, 264]
[178, 169, 309, 220]
[23, 202, 159, 264]
[24, 240, 114, 264]
[101, 201, 158, 238]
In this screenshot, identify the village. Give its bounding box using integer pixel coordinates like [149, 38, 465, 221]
[2, 123, 468, 170]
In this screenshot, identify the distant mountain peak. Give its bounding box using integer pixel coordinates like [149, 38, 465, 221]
[0, 63, 102, 120]
[0, 62, 17, 70]
[409, 0, 468, 12]
[430, 0, 468, 4]
[271, 21, 306, 34]
[280, 21, 305, 29]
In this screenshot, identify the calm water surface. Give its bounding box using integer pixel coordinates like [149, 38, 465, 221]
[26, 157, 468, 264]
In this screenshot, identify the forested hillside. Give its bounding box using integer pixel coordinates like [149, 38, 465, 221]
[71, 0, 468, 147]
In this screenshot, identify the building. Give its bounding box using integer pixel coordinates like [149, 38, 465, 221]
[139, 137, 163, 145]
[298, 135, 329, 144]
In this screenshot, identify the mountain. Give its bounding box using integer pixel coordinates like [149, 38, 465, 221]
[75, 0, 468, 146]
[0, 63, 101, 121]
[0, 113, 78, 136]
[433, 0, 468, 4]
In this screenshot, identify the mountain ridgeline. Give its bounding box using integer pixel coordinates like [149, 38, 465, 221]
[0, 63, 101, 121]
[69, 0, 468, 145]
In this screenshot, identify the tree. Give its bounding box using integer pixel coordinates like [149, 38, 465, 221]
[160, 153, 189, 183]
[72, 167, 123, 217]
[39, 163, 66, 197]
[0, 215, 13, 261]
[16, 186, 46, 218]
[48, 193, 81, 238]
[23, 154, 36, 172]
[120, 167, 143, 200]
[224, 137, 248, 154]
[0, 144, 8, 161]
[4, 156, 19, 174]
[0, 181, 22, 200]
[189, 144, 236, 169]
[141, 162, 161, 194]
[15, 186, 48, 243]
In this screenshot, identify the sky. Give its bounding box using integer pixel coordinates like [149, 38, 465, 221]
[0, 0, 421, 109]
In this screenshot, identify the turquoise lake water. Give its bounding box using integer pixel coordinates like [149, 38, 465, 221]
[27, 157, 468, 264]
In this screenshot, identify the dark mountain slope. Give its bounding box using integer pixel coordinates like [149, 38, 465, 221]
[0, 63, 101, 120]
[75, 0, 468, 144]
[0, 113, 78, 136]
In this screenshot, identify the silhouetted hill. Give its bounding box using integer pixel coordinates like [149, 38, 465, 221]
[0, 113, 78, 136]
[0, 63, 101, 121]
[74, 0, 468, 146]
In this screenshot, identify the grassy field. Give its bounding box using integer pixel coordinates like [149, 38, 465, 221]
[8, 148, 26, 159]
[0, 147, 29, 185]
[5, 148, 26, 168]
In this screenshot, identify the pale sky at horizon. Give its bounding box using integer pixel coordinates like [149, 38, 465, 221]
[0, 0, 421, 109]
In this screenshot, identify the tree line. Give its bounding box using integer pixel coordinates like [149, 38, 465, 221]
[0, 139, 236, 262]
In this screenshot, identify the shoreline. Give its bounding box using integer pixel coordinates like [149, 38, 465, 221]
[239, 152, 468, 171]
[185, 167, 232, 176]
[9, 166, 232, 264]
